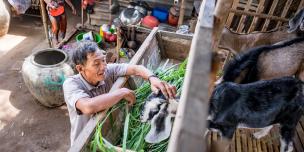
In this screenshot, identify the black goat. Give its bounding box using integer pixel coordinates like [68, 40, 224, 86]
[208, 77, 304, 152]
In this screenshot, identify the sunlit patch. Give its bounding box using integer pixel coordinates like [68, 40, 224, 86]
[0, 34, 27, 56]
[0, 90, 20, 130]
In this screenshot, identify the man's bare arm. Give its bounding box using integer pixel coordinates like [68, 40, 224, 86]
[125, 65, 176, 99]
[76, 88, 135, 114]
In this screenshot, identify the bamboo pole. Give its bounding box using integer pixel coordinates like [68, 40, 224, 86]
[39, 0, 51, 47]
[177, 0, 185, 27]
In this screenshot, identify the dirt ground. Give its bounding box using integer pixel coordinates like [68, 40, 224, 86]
[0, 6, 81, 152]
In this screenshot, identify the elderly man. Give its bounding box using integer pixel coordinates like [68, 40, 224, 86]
[63, 41, 176, 146]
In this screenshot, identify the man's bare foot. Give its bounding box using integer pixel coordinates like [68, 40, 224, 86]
[52, 39, 59, 47]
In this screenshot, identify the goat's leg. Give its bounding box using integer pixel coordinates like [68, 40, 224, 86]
[298, 63, 304, 81]
[280, 137, 293, 152]
[279, 125, 295, 152]
[207, 125, 235, 152]
[253, 125, 273, 139]
[221, 126, 236, 139]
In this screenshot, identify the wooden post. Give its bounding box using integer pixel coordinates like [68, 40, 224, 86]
[212, 0, 234, 50]
[167, 0, 214, 151]
[209, 0, 234, 97]
[116, 27, 122, 62]
[81, 0, 84, 27]
[177, 0, 185, 27]
[109, 0, 112, 24]
[39, 0, 51, 47]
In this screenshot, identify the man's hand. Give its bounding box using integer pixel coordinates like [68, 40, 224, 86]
[65, 0, 76, 15]
[119, 88, 136, 105]
[149, 77, 177, 99]
[125, 65, 177, 99]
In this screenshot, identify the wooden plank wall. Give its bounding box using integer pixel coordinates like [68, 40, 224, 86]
[226, 0, 304, 33]
[207, 116, 304, 152]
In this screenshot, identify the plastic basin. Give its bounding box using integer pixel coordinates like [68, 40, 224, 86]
[76, 33, 102, 45]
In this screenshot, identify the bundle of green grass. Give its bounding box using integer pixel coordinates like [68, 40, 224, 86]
[90, 59, 187, 152]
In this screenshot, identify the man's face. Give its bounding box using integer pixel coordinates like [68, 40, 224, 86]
[79, 50, 107, 85]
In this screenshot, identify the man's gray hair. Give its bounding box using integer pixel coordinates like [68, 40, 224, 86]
[71, 40, 104, 65]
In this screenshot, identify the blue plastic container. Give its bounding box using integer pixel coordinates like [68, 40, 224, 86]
[152, 8, 168, 23]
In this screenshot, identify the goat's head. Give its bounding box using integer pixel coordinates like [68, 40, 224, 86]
[141, 92, 180, 143]
[288, 8, 304, 34]
[140, 92, 166, 122]
[140, 91, 179, 122]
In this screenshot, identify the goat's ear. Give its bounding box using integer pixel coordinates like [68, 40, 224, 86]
[288, 8, 304, 33]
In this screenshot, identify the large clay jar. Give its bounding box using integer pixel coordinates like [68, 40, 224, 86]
[22, 49, 74, 107]
[0, 0, 10, 37]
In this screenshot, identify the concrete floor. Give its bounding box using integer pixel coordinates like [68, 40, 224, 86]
[0, 6, 81, 152]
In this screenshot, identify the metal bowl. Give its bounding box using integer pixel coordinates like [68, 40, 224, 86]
[119, 8, 143, 26]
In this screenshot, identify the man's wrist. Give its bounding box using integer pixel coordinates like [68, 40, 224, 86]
[148, 74, 158, 84]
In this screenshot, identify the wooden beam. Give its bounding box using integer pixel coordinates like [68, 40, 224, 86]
[167, 0, 214, 151]
[261, 0, 279, 31]
[236, 0, 253, 33]
[159, 30, 193, 40]
[275, 0, 293, 28]
[39, 0, 51, 47]
[68, 28, 159, 152]
[230, 9, 289, 22]
[226, 0, 239, 27]
[248, 0, 265, 33]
